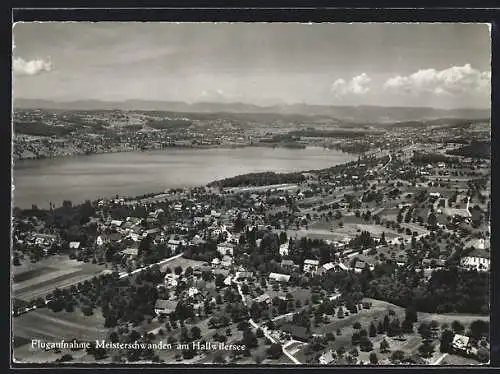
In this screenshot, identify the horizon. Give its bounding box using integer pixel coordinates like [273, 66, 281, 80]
[13, 23, 491, 109]
[13, 97, 491, 112]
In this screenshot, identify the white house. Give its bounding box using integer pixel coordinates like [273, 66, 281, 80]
[188, 287, 200, 298]
[461, 248, 490, 272]
[110, 220, 123, 227]
[217, 243, 234, 257]
[319, 350, 335, 365]
[303, 259, 320, 274]
[269, 272, 290, 283]
[154, 299, 178, 315]
[279, 243, 289, 256]
[96, 236, 104, 246]
[69, 241, 81, 249]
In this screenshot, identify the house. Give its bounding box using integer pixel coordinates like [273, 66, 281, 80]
[144, 228, 161, 237]
[191, 236, 207, 246]
[254, 294, 271, 304]
[354, 261, 367, 273]
[320, 262, 336, 273]
[221, 255, 233, 268]
[429, 192, 441, 198]
[223, 276, 232, 286]
[217, 243, 234, 257]
[188, 287, 199, 298]
[154, 299, 178, 315]
[303, 259, 320, 274]
[235, 271, 253, 280]
[269, 272, 290, 283]
[69, 241, 81, 249]
[280, 323, 311, 341]
[168, 239, 181, 253]
[338, 263, 349, 271]
[107, 233, 122, 243]
[211, 258, 221, 267]
[164, 276, 178, 288]
[96, 236, 105, 246]
[121, 247, 139, 257]
[461, 247, 490, 272]
[110, 220, 123, 227]
[452, 334, 471, 354]
[319, 350, 335, 365]
[279, 243, 289, 256]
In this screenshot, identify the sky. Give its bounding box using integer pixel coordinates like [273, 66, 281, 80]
[12, 22, 491, 109]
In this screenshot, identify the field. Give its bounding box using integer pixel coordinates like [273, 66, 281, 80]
[13, 307, 108, 363]
[12, 255, 106, 302]
[293, 298, 488, 365]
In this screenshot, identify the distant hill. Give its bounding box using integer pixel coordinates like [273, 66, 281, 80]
[13, 98, 490, 123]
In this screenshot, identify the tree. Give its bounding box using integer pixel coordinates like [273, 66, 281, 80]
[380, 339, 390, 353]
[382, 315, 390, 332]
[369, 352, 378, 365]
[267, 343, 283, 359]
[402, 318, 414, 334]
[418, 323, 432, 341]
[256, 328, 264, 338]
[418, 341, 435, 358]
[377, 321, 384, 335]
[353, 321, 362, 330]
[391, 350, 405, 362]
[439, 329, 454, 353]
[405, 307, 418, 323]
[369, 322, 377, 337]
[451, 320, 465, 335]
[174, 266, 183, 276]
[468, 320, 489, 341]
[337, 308, 344, 319]
[191, 326, 201, 340]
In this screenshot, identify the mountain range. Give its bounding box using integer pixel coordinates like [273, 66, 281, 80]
[13, 99, 490, 123]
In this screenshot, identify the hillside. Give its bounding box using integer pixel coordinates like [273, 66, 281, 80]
[13, 99, 490, 124]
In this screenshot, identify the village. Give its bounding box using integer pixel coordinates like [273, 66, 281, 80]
[12, 121, 491, 365]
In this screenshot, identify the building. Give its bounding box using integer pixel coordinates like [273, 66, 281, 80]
[354, 261, 367, 273]
[461, 247, 490, 272]
[69, 241, 81, 249]
[452, 334, 472, 354]
[217, 243, 234, 257]
[154, 299, 178, 315]
[254, 294, 271, 304]
[319, 350, 335, 365]
[235, 271, 253, 280]
[221, 255, 233, 268]
[280, 323, 311, 341]
[269, 272, 290, 283]
[303, 259, 320, 274]
[279, 243, 289, 256]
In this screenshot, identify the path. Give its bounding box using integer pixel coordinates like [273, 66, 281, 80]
[432, 353, 448, 365]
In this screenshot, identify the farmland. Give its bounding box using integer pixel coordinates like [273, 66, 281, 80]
[13, 255, 105, 302]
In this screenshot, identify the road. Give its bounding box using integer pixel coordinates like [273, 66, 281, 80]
[15, 253, 184, 316]
[235, 281, 302, 364]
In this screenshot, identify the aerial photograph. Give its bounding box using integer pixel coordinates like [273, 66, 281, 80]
[11, 22, 491, 366]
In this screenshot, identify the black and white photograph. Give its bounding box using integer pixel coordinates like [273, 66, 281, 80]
[11, 21, 491, 366]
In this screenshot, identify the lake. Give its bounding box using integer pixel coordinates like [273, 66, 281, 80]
[13, 147, 357, 209]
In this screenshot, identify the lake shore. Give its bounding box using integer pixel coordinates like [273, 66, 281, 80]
[13, 147, 358, 209]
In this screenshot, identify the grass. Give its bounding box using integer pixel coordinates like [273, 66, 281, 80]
[12, 255, 106, 301]
[13, 267, 56, 284]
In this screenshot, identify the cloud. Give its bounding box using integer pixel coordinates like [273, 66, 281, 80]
[331, 73, 371, 97]
[13, 57, 52, 77]
[383, 64, 491, 96]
